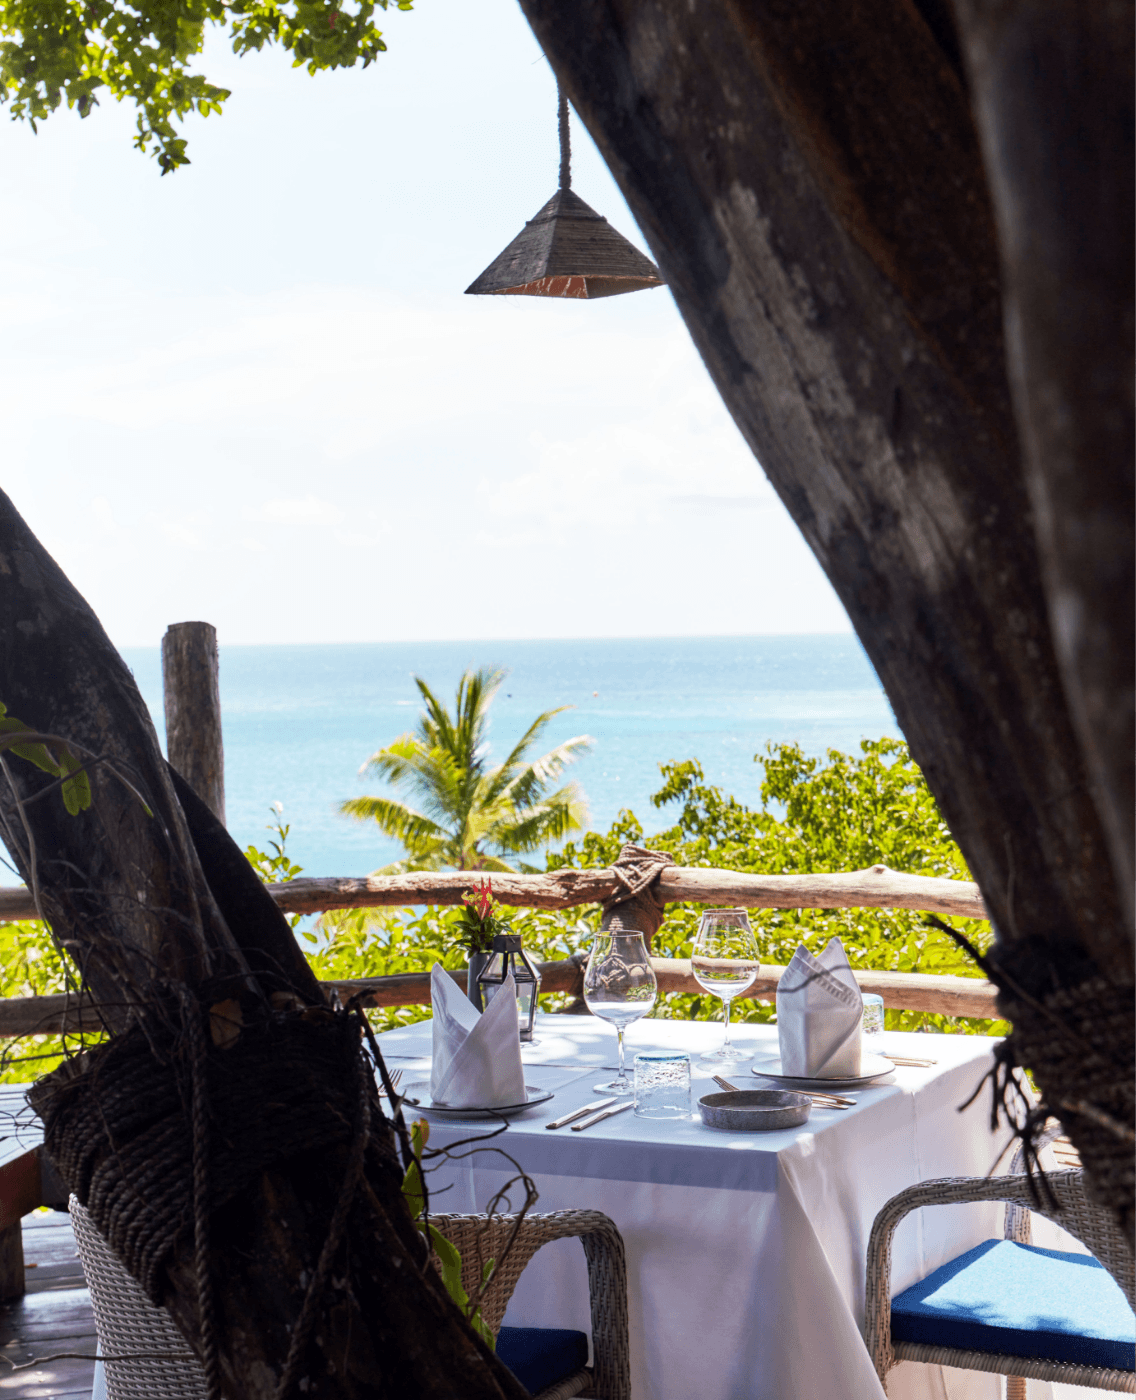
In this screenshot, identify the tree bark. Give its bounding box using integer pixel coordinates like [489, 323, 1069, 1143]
[162, 622, 227, 826]
[949, 0, 1134, 928]
[0, 491, 526, 1399]
[517, 0, 1132, 1228]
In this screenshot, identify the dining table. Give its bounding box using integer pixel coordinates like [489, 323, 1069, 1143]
[377, 1012, 1094, 1400]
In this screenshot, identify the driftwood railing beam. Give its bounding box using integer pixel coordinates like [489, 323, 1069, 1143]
[269, 864, 988, 920]
[161, 621, 226, 825]
[0, 863, 988, 925]
[0, 957, 998, 1035]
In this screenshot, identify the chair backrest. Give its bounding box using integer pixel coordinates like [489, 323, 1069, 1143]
[1004, 1122, 1068, 1243]
[430, 1208, 631, 1400]
[69, 1196, 208, 1400]
[431, 1210, 584, 1335]
[1013, 1171, 1135, 1307]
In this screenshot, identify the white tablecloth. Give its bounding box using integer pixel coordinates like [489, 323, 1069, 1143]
[378, 1014, 1096, 1400]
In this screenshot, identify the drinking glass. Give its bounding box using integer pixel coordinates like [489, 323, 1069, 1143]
[691, 908, 760, 1063]
[583, 930, 658, 1096]
[634, 1052, 691, 1119]
[861, 993, 885, 1036]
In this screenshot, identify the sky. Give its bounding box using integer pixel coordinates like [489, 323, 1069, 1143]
[0, 0, 853, 647]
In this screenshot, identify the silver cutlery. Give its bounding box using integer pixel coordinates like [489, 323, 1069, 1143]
[547, 1097, 617, 1130]
[881, 1054, 937, 1067]
[712, 1073, 855, 1109]
[571, 1101, 634, 1132]
[381, 1069, 403, 1098]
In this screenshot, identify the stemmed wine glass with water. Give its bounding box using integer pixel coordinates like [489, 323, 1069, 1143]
[583, 929, 658, 1096]
[692, 908, 760, 1063]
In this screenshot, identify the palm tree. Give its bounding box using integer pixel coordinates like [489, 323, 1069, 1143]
[339, 667, 593, 873]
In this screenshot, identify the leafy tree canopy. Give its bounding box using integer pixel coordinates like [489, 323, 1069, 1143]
[0, 0, 410, 173]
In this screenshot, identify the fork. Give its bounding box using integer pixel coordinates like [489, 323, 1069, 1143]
[381, 1068, 403, 1099]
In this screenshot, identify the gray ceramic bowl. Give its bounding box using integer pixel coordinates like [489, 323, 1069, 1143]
[698, 1089, 812, 1131]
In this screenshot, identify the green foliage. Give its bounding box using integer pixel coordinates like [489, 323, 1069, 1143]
[0, 702, 92, 815]
[339, 667, 593, 875]
[0, 0, 412, 174]
[451, 879, 510, 956]
[549, 738, 1005, 1036]
[400, 1118, 494, 1350]
[291, 737, 1003, 1037]
[0, 916, 102, 1083]
[245, 803, 304, 930]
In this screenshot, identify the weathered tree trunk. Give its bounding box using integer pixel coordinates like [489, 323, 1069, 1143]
[163, 621, 227, 825]
[0, 490, 526, 1398]
[949, 0, 1134, 928]
[517, 0, 1133, 1230]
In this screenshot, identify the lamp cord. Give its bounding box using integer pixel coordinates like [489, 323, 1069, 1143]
[558, 83, 571, 190]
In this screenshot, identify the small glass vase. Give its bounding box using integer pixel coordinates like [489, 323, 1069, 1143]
[466, 950, 491, 1010]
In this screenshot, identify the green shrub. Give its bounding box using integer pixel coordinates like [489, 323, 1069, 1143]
[311, 739, 1005, 1037]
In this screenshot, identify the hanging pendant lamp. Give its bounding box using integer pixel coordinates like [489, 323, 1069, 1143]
[465, 86, 664, 300]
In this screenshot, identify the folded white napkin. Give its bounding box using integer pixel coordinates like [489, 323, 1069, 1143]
[430, 963, 527, 1108]
[776, 937, 863, 1078]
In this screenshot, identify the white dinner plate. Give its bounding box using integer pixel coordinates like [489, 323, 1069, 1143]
[399, 1081, 554, 1117]
[749, 1053, 894, 1091]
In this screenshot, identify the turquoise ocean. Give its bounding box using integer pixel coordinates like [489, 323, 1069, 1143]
[112, 635, 898, 881]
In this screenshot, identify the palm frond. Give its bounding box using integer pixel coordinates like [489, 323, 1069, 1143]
[489, 783, 589, 854]
[468, 854, 517, 874]
[357, 733, 422, 782]
[482, 705, 575, 803]
[337, 795, 445, 853]
[498, 734, 594, 812]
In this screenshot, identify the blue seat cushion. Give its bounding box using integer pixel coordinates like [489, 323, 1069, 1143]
[892, 1239, 1135, 1372]
[496, 1326, 589, 1395]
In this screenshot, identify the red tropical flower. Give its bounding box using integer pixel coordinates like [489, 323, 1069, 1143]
[463, 878, 495, 923]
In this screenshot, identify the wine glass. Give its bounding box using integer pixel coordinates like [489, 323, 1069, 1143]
[583, 929, 658, 1096]
[692, 909, 760, 1063]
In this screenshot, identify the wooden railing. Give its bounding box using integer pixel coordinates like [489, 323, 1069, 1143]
[0, 863, 999, 1034]
[0, 863, 987, 923]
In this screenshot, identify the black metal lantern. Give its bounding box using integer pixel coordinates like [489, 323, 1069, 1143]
[476, 932, 541, 1042]
[465, 86, 664, 301]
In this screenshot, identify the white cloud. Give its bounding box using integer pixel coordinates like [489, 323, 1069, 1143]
[0, 0, 851, 647]
[258, 496, 344, 525]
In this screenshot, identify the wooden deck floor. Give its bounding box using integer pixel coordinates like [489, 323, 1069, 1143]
[0, 1211, 95, 1400]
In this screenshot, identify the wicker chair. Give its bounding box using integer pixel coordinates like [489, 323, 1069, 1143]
[430, 1210, 631, 1400]
[70, 1197, 207, 1400]
[71, 1197, 629, 1400]
[865, 1143, 1136, 1398]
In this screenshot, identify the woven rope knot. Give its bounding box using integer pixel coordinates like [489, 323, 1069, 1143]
[997, 975, 1135, 1243]
[29, 1005, 370, 1305]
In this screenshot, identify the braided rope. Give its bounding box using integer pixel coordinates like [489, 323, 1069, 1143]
[865, 1169, 1135, 1387]
[182, 995, 221, 1400]
[274, 1024, 373, 1400]
[557, 84, 571, 190]
[431, 1210, 630, 1400]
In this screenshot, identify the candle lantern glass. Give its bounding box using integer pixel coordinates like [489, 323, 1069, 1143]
[476, 933, 541, 1042]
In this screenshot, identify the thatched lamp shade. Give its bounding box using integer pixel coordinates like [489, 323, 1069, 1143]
[465, 188, 664, 299]
[465, 86, 665, 300]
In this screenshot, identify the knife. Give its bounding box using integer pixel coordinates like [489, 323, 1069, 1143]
[571, 1101, 634, 1132]
[547, 1097, 617, 1129]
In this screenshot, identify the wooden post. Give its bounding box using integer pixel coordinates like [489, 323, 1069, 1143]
[0, 1222, 24, 1301]
[161, 622, 225, 825]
